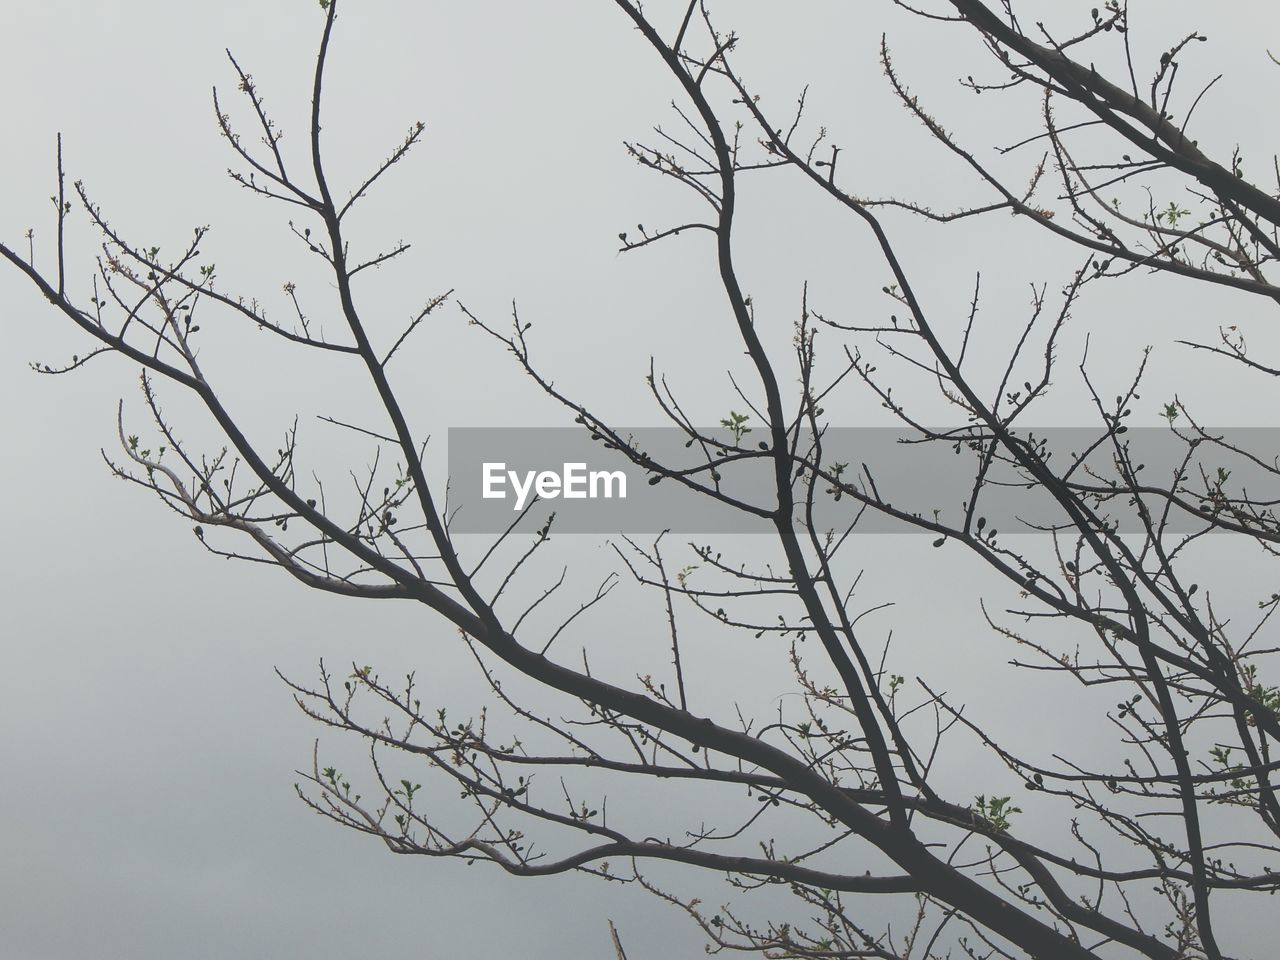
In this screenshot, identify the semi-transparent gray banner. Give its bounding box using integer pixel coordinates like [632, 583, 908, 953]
[446, 427, 1278, 535]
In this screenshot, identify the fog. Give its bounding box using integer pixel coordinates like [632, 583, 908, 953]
[3, 2, 1278, 957]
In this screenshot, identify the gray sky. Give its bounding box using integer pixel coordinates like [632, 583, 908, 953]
[3, 1, 1280, 957]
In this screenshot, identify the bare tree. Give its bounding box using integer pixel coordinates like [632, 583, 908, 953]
[4, 2, 1279, 957]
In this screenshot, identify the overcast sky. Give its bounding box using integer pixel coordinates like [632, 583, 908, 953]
[3, 2, 1280, 957]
